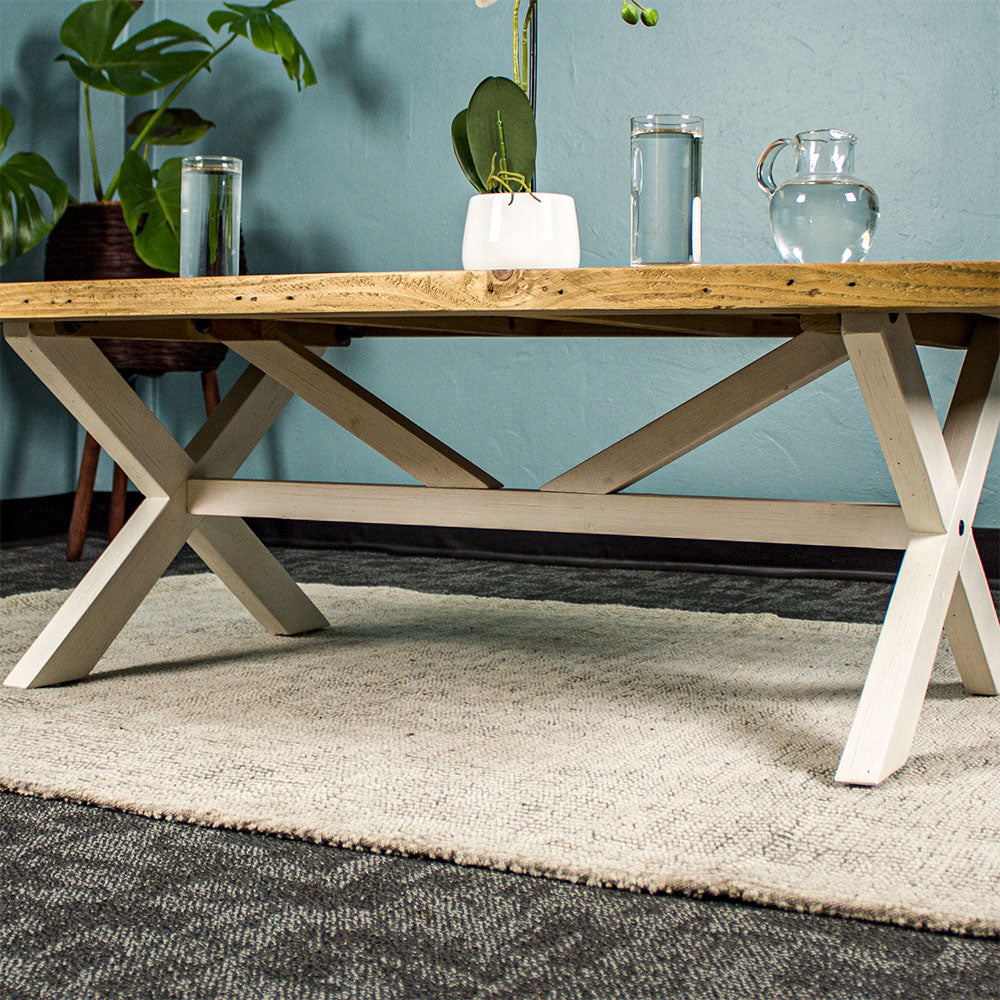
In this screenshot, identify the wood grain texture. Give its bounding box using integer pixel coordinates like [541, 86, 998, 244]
[185, 480, 912, 550]
[2, 262, 997, 324]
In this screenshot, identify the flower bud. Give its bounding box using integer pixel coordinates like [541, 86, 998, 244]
[641, 7, 659, 25]
[621, 4, 639, 25]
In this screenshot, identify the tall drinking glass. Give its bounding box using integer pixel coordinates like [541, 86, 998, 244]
[630, 115, 703, 265]
[179, 156, 242, 277]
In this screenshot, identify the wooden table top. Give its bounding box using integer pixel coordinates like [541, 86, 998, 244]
[2, 261, 997, 348]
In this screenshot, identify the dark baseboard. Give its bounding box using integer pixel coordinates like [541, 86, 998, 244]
[2, 491, 997, 585]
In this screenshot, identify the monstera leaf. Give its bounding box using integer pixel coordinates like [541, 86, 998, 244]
[208, 0, 316, 90]
[117, 151, 182, 273]
[0, 105, 70, 266]
[57, 0, 211, 97]
[126, 108, 215, 147]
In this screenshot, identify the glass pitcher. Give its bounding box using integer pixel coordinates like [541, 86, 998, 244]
[756, 129, 879, 263]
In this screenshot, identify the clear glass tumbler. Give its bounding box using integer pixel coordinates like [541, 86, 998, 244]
[179, 156, 242, 277]
[630, 115, 703, 265]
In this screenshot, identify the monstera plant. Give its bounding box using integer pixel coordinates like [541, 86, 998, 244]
[3, 0, 315, 272]
[0, 106, 70, 266]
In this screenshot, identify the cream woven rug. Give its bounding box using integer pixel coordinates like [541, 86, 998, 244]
[2, 575, 998, 936]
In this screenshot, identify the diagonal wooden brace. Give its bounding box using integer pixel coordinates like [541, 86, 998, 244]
[835, 314, 999, 784]
[3, 323, 327, 688]
[540, 329, 848, 494]
[227, 331, 501, 489]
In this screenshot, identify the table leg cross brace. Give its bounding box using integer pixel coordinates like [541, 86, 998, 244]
[3, 322, 328, 689]
[835, 313, 999, 784]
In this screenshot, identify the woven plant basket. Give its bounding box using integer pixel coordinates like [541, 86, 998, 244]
[43, 201, 230, 376]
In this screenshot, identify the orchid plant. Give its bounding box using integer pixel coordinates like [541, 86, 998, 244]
[453, 0, 658, 195]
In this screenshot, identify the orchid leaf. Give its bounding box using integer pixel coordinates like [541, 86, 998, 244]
[466, 77, 535, 193]
[126, 107, 215, 146]
[117, 151, 182, 273]
[452, 109, 487, 193]
[0, 106, 70, 266]
[57, 0, 211, 97]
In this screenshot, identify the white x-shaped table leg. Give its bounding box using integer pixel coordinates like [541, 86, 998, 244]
[3, 322, 328, 689]
[835, 313, 999, 784]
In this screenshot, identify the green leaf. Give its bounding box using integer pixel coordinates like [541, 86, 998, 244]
[126, 107, 215, 146]
[117, 151, 182, 273]
[466, 77, 536, 193]
[0, 104, 14, 155]
[452, 110, 486, 193]
[0, 150, 71, 266]
[57, 1, 211, 97]
[208, 1, 316, 90]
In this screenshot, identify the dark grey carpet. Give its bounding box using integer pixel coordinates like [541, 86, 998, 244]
[2, 537, 998, 1000]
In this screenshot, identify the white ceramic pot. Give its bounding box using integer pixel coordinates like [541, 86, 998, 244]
[461, 192, 581, 270]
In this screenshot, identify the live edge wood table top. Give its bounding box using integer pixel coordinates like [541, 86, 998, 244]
[3, 261, 998, 786]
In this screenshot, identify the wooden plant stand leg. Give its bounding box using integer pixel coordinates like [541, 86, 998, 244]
[67, 432, 101, 561]
[201, 369, 222, 415]
[835, 314, 999, 785]
[3, 324, 326, 688]
[108, 460, 128, 541]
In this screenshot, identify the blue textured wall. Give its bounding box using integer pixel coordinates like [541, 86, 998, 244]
[2, 0, 998, 528]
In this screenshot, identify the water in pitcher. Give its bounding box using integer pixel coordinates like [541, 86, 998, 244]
[179, 159, 242, 277]
[769, 179, 878, 264]
[756, 130, 879, 263]
[630, 129, 703, 264]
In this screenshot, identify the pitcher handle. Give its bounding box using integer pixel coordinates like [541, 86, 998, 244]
[757, 137, 793, 194]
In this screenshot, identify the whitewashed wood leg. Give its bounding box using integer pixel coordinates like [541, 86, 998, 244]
[836, 313, 998, 784]
[4, 498, 196, 688]
[834, 532, 967, 784]
[941, 319, 1000, 696]
[945, 546, 1000, 696]
[188, 517, 329, 635]
[3, 326, 328, 686]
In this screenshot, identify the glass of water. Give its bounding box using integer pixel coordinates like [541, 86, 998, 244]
[630, 115, 703, 265]
[179, 156, 242, 277]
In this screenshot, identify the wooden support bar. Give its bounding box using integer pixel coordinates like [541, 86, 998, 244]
[186, 480, 911, 550]
[188, 517, 329, 636]
[842, 313, 958, 534]
[541, 330, 848, 494]
[4, 324, 192, 498]
[4, 497, 196, 688]
[227, 333, 502, 490]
